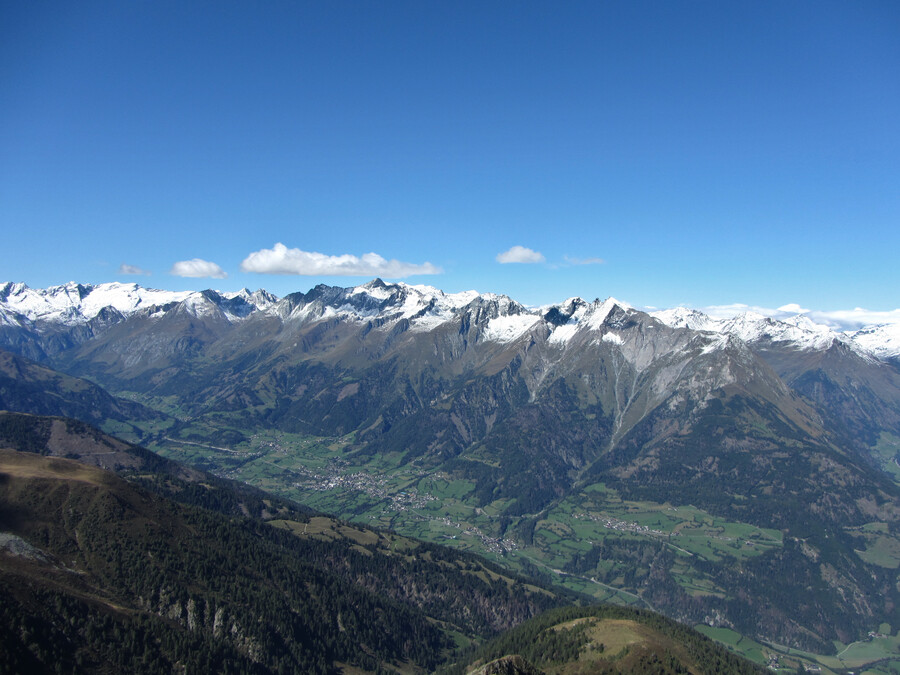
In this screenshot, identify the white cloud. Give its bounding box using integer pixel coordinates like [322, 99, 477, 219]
[496, 246, 545, 264]
[777, 303, 810, 314]
[563, 255, 605, 266]
[807, 308, 900, 330]
[240, 243, 442, 277]
[170, 258, 228, 279]
[118, 263, 150, 276]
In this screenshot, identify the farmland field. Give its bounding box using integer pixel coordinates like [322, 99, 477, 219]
[133, 421, 898, 672]
[145, 424, 783, 602]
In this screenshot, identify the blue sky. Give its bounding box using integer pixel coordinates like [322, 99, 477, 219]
[2, 1, 898, 316]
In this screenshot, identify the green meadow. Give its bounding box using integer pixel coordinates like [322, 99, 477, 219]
[144, 422, 898, 673]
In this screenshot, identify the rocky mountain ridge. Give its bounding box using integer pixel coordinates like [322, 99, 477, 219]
[2, 279, 898, 362]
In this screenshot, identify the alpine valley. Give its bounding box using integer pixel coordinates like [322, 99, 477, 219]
[2, 279, 900, 673]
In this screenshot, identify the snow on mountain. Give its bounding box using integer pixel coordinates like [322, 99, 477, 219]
[652, 305, 900, 362]
[0, 282, 189, 324]
[773, 315, 847, 350]
[601, 332, 623, 345]
[585, 297, 626, 329]
[0, 306, 29, 328]
[649, 307, 717, 332]
[3, 279, 898, 361]
[547, 297, 626, 345]
[236, 288, 279, 312]
[651, 306, 875, 356]
[406, 286, 481, 332]
[271, 279, 488, 331]
[484, 314, 541, 342]
[700, 333, 732, 355]
[407, 284, 480, 310]
[0, 282, 276, 326]
[177, 291, 268, 321]
[383, 282, 481, 326]
[348, 280, 396, 302]
[713, 312, 846, 351]
[621, 304, 899, 362]
[850, 323, 900, 360]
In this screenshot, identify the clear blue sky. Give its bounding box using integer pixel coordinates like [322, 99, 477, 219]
[2, 1, 898, 312]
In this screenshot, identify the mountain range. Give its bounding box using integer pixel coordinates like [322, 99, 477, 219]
[2, 280, 898, 361]
[1, 279, 899, 666]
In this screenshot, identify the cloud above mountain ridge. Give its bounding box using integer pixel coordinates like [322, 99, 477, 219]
[170, 259, 227, 279]
[496, 246, 545, 264]
[118, 263, 150, 276]
[240, 243, 441, 277]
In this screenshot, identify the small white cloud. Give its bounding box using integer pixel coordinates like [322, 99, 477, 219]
[808, 308, 900, 330]
[240, 243, 442, 277]
[496, 246, 545, 264]
[777, 303, 810, 314]
[563, 255, 605, 266]
[170, 258, 227, 279]
[118, 263, 150, 276]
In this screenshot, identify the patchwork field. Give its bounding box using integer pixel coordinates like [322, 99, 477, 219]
[142, 425, 784, 602]
[119, 419, 900, 672]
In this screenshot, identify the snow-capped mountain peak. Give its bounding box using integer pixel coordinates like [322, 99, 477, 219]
[850, 322, 900, 361]
[649, 307, 715, 331]
[544, 296, 629, 345]
[651, 306, 884, 358]
[2, 280, 898, 362]
[0, 281, 278, 326]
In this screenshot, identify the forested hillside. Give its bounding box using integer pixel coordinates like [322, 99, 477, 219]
[0, 416, 583, 673]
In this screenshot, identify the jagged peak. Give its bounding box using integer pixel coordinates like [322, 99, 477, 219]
[545, 296, 630, 342]
[0, 281, 28, 301]
[351, 277, 397, 300]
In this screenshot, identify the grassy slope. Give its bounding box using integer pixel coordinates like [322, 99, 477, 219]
[446, 604, 766, 675]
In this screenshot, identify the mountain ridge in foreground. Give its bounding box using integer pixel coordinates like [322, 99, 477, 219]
[453, 604, 765, 675]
